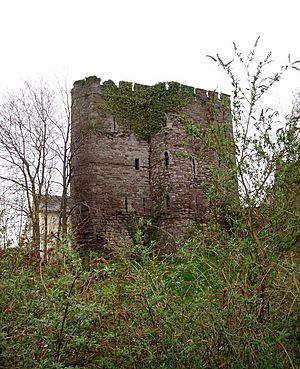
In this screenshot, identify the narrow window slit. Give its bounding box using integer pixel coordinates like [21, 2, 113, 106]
[125, 197, 128, 212]
[195, 196, 199, 215]
[143, 198, 146, 214]
[166, 195, 170, 209]
[113, 117, 117, 131]
[135, 158, 140, 170]
[164, 151, 169, 167]
[192, 157, 196, 175]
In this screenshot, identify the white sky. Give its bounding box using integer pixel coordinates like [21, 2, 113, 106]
[1, 0, 300, 114]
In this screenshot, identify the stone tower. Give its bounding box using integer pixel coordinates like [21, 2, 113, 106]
[71, 76, 232, 253]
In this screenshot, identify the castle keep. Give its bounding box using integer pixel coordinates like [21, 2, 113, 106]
[71, 76, 232, 252]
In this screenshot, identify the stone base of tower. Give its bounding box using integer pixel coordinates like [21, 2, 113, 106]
[154, 216, 198, 253]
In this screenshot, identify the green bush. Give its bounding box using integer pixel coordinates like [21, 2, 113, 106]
[0, 234, 299, 368]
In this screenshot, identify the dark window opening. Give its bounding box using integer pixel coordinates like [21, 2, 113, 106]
[164, 151, 169, 167]
[143, 198, 146, 214]
[113, 117, 117, 131]
[125, 197, 128, 212]
[135, 158, 140, 170]
[195, 196, 199, 215]
[192, 157, 196, 175]
[166, 195, 170, 209]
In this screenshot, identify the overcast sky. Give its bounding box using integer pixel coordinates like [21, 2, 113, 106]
[1, 0, 300, 114]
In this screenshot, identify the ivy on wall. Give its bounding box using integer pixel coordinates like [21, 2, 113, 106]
[102, 80, 194, 138]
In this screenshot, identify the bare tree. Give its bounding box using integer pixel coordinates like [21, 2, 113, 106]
[51, 79, 72, 241]
[0, 80, 71, 253]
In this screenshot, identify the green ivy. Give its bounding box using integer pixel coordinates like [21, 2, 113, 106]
[102, 80, 194, 138]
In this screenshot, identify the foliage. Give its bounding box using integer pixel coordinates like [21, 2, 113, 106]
[207, 37, 300, 205]
[187, 39, 300, 253]
[0, 233, 299, 368]
[101, 80, 194, 138]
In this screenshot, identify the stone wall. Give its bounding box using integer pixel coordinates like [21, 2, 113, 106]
[71, 76, 232, 253]
[71, 77, 151, 251]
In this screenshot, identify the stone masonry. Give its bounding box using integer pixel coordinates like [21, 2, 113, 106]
[71, 76, 233, 252]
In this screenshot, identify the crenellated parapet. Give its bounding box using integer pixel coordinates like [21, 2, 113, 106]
[71, 76, 231, 138]
[72, 76, 230, 107]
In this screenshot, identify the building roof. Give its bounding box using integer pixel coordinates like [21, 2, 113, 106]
[39, 195, 70, 213]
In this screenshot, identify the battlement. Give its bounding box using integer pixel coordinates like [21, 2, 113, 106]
[72, 76, 230, 106]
